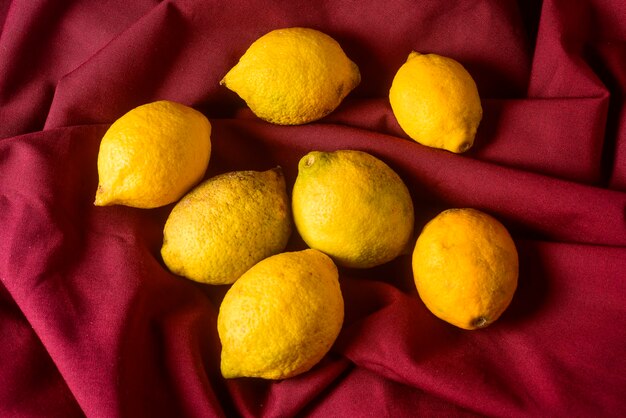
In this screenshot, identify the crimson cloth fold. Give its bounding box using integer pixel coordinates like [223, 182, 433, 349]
[1, 1, 625, 417]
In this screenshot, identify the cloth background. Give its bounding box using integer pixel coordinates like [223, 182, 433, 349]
[1, 0, 625, 416]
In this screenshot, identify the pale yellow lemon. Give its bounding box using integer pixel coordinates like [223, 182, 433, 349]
[161, 168, 291, 285]
[292, 150, 414, 268]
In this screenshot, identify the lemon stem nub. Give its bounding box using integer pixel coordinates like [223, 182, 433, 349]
[471, 316, 489, 328]
[457, 141, 472, 153]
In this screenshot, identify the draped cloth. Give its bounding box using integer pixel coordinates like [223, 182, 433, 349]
[1, 1, 625, 416]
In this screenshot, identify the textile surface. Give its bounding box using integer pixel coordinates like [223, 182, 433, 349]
[1, 1, 625, 417]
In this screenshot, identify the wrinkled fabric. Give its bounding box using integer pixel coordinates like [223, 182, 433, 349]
[1, 1, 625, 417]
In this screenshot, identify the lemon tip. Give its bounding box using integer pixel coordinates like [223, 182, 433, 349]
[407, 51, 422, 60]
[94, 186, 110, 206]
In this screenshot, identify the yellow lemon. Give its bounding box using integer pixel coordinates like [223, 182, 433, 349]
[389, 52, 482, 153]
[412, 208, 518, 330]
[218, 249, 343, 379]
[95, 100, 211, 208]
[292, 150, 414, 268]
[161, 168, 291, 285]
[221, 27, 360, 125]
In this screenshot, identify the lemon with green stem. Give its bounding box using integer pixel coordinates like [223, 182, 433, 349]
[292, 150, 414, 268]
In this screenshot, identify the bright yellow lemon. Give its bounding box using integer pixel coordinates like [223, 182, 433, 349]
[221, 27, 360, 125]
[218, 249, 344, 379]
[390, 52, 482, 153]
[95, 100, 211, 208]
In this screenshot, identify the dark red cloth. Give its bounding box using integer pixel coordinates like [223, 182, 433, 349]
[1, 1, 625, 416]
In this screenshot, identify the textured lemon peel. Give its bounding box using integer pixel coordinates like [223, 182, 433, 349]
[389, 52, 482, 153]
[221, 27, 360, 125]
[292, 150, 414, 268]
[218, 249, 344, 379]
[95, 100, 211, 208]
[161, 167, 292, 285]
[412, 208, 518, 330]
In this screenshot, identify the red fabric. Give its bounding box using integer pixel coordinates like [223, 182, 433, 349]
[1, 0, 625, 416]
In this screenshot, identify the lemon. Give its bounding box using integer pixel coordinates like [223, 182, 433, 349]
[292, 150, 414, 268]
[161, 168, 291, 285]
[218, 249, 343, 379]
[412, 208, 518, 330]
[220, 27, 360, 125]
[95, 100, 211, 208]
[389, 52, 482, 153]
